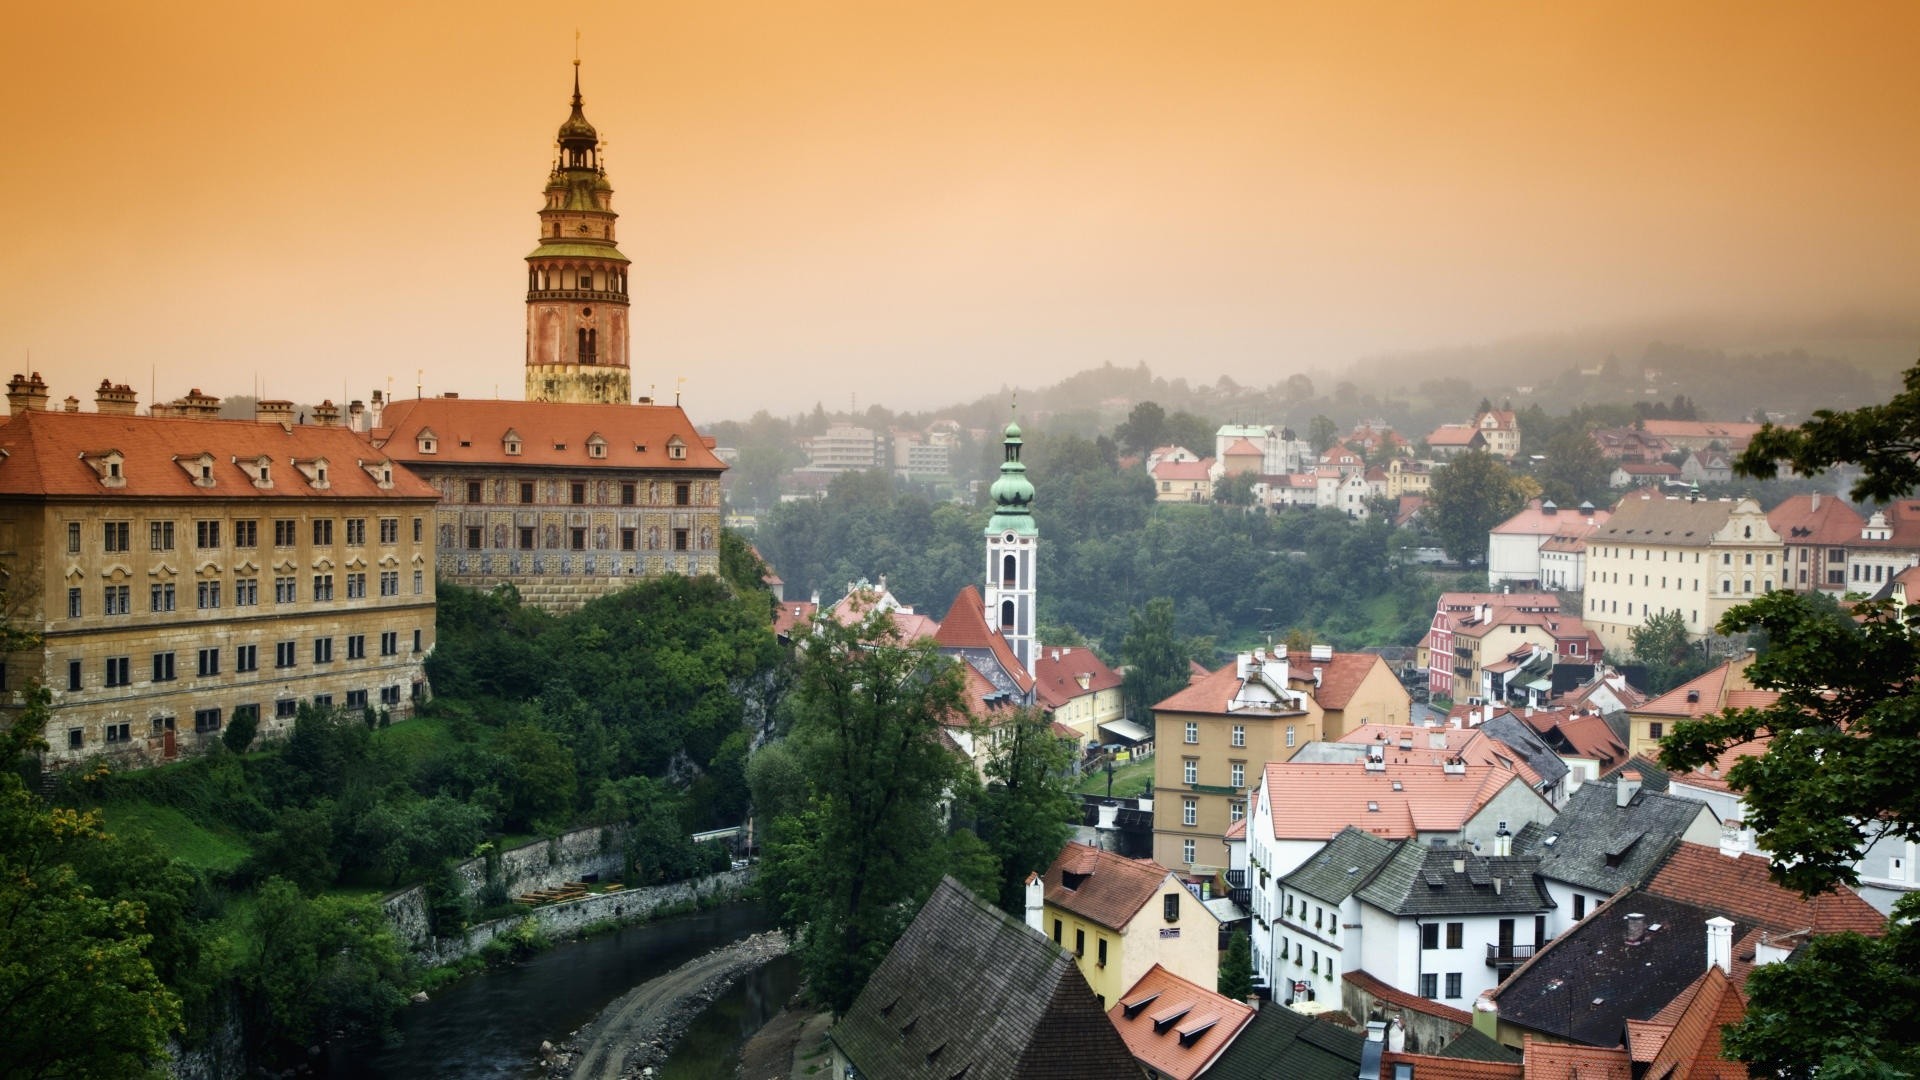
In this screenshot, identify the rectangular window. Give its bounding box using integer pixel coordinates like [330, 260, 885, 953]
[621, 528, 636, 551]
[150, 582, 175, 612]
[67, 521, 81, 553]
[675, 482, 692, 506]
[194, 708, 221, 733]
[1446, 922, 1464, 949]
[275, 577, 297, 603]
[232, 704, 259, 730]
[379, 518, 398, 544]
[1422, 923, 1440, 950]
[346, 689, 368, 709]
[1286, 725, 1296, 748]
[1446, 973, 1462, 999]
[380, 684, 402, 705]
[105, 721, 131, 744]
[380, 571, 398, 596]
[1231, 762, 1245, 788]
[274, 519, 297, 546]
[1182, 839, 1195, 865]
[519, 482, 535, 504]
[67, 587, 82, 619]
[1185, 722, 1198, 744]
[1231, 724, 1245, 748]
[413, 629, 422, 652]
[234, 578, 258, 606]
[276, 699, 298, 719]
[104, 585, 130, 615]
[518, 527, 535, 550]
[312, 694, 333, 709]
[621, 482, 636, 506]
[571, 482, 586, 505]
[466, 481, 483, 502]
[312, 574, 333, 601]
[380, 631, 398, 656]
[413, 517, 423, 542]
[1420, 973, 1438, 999]
[197, 648, 220, 677]
[413, 570, 424, 595]
[466, 526, 482, 550]
[314, 638, 333, 664]
[153, 652, 175, 682]
[1573, 893, 1586, 921]
[571, 528, 587, 551]
[68, 659, 82, 691]
[275, 641, 296, 669]
[103, 520, 131, 552]
[346, 572, 366, 599]
[1052, 919, 1062, 944]
[673, 529, 689, 551]
[347, 634, 366, 660]
[312, 519, 333, 545]
[1184, 758, 1197, 784]
[1648, 721, 1664, 740]
[104, 656, 130, 687]
[1096, 937, 1108, 967]
[149, 520, 175, 550]
[195, 520, 221, 548]
[235, 645, 258, 673]
[195, 581, 220, 610]
[233, 520, 258, 547]
[1074, 928, 1085, 957]
[345, 518, 366, 545]
[1182, 798, 1197, 827]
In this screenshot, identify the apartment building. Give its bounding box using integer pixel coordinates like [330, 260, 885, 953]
[1582, 493, 1781, 654]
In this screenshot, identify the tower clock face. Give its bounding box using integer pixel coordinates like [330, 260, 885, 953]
[1004, 533, 1016, 544]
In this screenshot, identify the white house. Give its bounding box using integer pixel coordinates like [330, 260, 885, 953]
[1353, 843, 1553, 1009]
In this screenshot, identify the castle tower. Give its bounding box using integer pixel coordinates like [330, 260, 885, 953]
[524, 61, 633, 405]
[984, 414, 1038, 676]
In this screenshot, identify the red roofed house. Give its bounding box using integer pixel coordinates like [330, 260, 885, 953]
[1033, 644, 1123, 749]
[1106, 963, 1255, 1079]
[1028, 842, 1226, 1008]
[1609, 459, 1682, 488]
[1767, 492, 1864, 596]
[1426, 424, 1489, 459]
[1646, 841, 1887, 941]
[0, 389, 439, 766]
[1152, 645, 1412, 869]
[1153, 457, 1215, 503]
[1625, 653, 1766, 762]
[1475, 410, 1522, 459]
[374, 394, 725, 613]
[1487, 498, 1609, 590]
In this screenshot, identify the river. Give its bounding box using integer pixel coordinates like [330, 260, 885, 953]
[327, 904, 777, 1079]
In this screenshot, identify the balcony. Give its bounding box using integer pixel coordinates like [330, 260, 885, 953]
[1486, 942, 1538, 969]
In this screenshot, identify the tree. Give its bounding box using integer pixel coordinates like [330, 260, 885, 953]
[1120, 598, 1194, 727]
[1535, 424, 1611, 507]
[1628, 610, 1709, 695]
[976, 708, 1078, 914]
[241, 878, 407, 1063]
[1425, 450, 1526, 563]
[1308, 415, 1339, 455]
[1214, 469, 1257, 507]
[1114, 401, 1169, 457]
[762, 611, 969, 1015]
[1218, 930, 1254, 1001]
[1736, 360, 1920, 503]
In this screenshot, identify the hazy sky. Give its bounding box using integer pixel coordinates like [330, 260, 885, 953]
[3, 1, 1916, 423]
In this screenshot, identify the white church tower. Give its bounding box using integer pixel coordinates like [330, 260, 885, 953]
[984, 414, 1038, 677]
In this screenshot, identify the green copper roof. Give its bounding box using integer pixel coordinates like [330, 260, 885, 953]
[526, 242, 631, 263]
[986, 414, 1036, 535]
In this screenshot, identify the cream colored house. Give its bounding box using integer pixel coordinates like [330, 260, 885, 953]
[1582, 494, 1782, 654]
[1028, 842, 1223, 1009]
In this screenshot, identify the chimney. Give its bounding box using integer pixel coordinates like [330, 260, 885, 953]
[348, 399, 367, 432]
[94, 379, 139, 416]
[1387, 1016, 1406, 1053]
[1719, 821, 1747, 858]
[367, 389, 385, 429]
[174, 388, 221, 418]
[1494, 824, 1512, 857]
[1310, 644, 1334, 662]
[1360, 1020, 1385, 1080]
[312, 399, 341, 427]
[1706, 915, 1734, 974]
[1453, 856, 1467, 875]
[255, 399, 296, 426]
[1624, 912, 1647, 945]
[1811, 492, 1821, 511]
[1237, 652, 1252, 679]
[1617, 770, 1642, 808]
[5, 372, 48, 414]
[63, 395, 80, 412]
[1023, 872, 1045, 935]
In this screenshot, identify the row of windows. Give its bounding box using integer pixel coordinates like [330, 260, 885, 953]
[65, 686, 414, 749]
[459, 479, 694, 506]
[462, 524, 698, 552]
[1182, 720, 1291, 748]
[67, 572, 421, 618]
[1180, 757, 1249, 789]
[1282, 895, 1341, 939]
[65, 632, 419, 691]
[1275, 937, 1338, 979]
[1418, 973, 1465, 1000]
[67, 517, 421, 554]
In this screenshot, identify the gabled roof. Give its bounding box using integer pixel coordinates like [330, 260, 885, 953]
[1767, 493, 1866, 547]
[1356, 844, 1551, 917]
[1258, 760, 1545, 842]
[1635, 658, 1772, 719]
[1222, 437, 1263, 458]
[1107, 964, 1256, 1080]
[830, 877, 1137, 1080]
[1042, 841, 1175, 933]
[1156, 660, 1305, 717]
[1645, 842, 1886, 937]
[1594, 495, 1736, 547]
[1519, 779, 1715, 895]
[935, 585, 1035, 694]
[1280, 825, 1400, 905]
[1032, 645, 1122, 710]
[1203, 1004, 1367, 1080]
[1154, 458, 1215, 481]
[1427, 425, 1487, 448]
[1294, 652, 1394, 711]
[1521, 1037, 1634, 1080]
[1637, 419, 1763, 443]
[1491, 499, 1612, 537]
[771, 600, 818, 640]
[0, 409, 437, 500]
[1377, 1050, 1521, 1080]
[375, 396, 726, 471]
[1639, 966, 1748, 1080]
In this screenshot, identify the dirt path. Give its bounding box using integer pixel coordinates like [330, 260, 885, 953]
[554, 931, 789, 1080]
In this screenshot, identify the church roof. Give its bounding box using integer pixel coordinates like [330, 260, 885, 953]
[935, 585, 1036, 694]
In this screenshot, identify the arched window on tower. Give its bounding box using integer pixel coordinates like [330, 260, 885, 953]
[1001, 599, 1016, 632]
[1002, 554, 1016, 587]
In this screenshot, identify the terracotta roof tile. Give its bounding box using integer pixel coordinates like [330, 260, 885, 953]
[1645, 842, 1886, 937]
[1491, 499, 1612, 537]
[1154, 459, 1214, 481]
[771, 601, 817, 639]
[1379, 1051, 1521, 1080]
[1521, 1036, 1634, 1080]
[1108, 964, 1256, 1080]
[1295, 652, 1390, 711]
[934, 585, 1035, 693]
[1258, 760, 1542, 842]
[375, 396, 726, 472]
[1342, 969, 1473, 1026]
[1032, 645, 1121, 710]
[1042, 842, 1174, 932]
[1767, 493, 1867, 548]
[1646, 966, 1748, 1080]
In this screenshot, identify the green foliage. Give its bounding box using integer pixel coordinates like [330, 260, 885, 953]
[975, 709, 1078, 914]
[239, 878, 406, 1061]
[1219, 930, 1254, 1001]
[1115, 401, 1169, 457]
[1214, 469, 1258, 506]
[223, 706, 260, 754]
[1719, 893, 1920, 1080]
[1627, 610, 1710, 695]
[1533, 423, 1612, 507]
[1736, 358, 1920, 502]
[1308, 415, 1339, 454]
[762, 612, 970, 1015]
[1425, 450, 1527, 563]
[1121, 598, 1197, 725]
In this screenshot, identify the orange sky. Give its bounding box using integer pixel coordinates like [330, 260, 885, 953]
[2, 1, 1916, 422]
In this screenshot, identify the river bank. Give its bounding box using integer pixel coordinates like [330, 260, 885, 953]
[543, 931, 792, 1080]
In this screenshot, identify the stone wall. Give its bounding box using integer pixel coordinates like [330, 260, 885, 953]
[403, 868, 755, 967]
[384, 825, 628, 951]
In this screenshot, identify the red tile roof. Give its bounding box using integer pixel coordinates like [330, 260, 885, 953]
[1643, 966, 1748, 1080]
[1042, 842, 1174, 932]
[1342, 969, 1473, 1026]
[1033, 645, 1122, 710]
[1491, 499, 1612, 537]
[771, 600, 818, 639]
[1636, 659, 1770, 719]
[1257, 760, 1538, 841]
[935, 586, 1035, 693]
[1767, 493, 1865, 548]
[1340, 724, 1547, 788]
[1379, 1052, 1520, 1080]
[1521, 1036, 1633, 1080]
[1295, 652, 1391, 711]
[1153, 459, 1214, 481]
[1427, 425, 1485, 447]
[1637, 420, 1764, 444]
[375, 396, 726, 471]
[1108, 964, 1256, 1080]
[0, 409, 438, 500]
[1645, 842, 1886, 937]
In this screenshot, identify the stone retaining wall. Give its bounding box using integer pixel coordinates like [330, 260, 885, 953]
[384, 825, 627, 951]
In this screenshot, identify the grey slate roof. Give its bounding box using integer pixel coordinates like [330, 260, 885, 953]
[1437, 1026, 1523, 1063]
[1478, 714, 1571, 790]
[830, 877, 1140, 1080]
[1601, 754, 1672, 793]
[1517, 779, 1713, 895]
[1490, 889, 1751, 1047]
[1204, 1006, 1366, 1080]
[1356, 845, 1552, 917]
[1281, 826, 1401, 906]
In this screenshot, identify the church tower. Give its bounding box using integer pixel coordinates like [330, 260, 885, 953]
[525, 61, 633, 404]
[984, 414, 1038, 676]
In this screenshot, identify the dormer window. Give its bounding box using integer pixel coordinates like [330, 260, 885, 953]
[587, 434, 608, 459]
[293, 457, 331, 490]
[85, 450, 127, 489]
[416, 427, 438, 455]
[359, 458, 396, 490]
[503, 428, 522, 456]
[242, 454, 273, 490]
[667, 437, 687, 461]
[175, 452, 217, 489]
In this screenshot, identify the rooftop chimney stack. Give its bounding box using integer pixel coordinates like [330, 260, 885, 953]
[1023, 872, 1045, 935]
[1706, 915, 1734, 974]
[255, 399, 296, 426]
[1617, 770, 1642, 808]
[93, 379, 139, 416]
[1625, 912, 1648, 945]
[5, 372, 48, 414]
[312, 399, 341, 427]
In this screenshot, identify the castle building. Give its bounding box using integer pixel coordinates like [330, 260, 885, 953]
[983, 417, 1038, 676]
[0, 381, 438, 766]
[525, 62, 633, 405]
[371, 396, 725, 612]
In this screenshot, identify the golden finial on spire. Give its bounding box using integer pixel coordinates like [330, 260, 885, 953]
[574, 29, 581, 66]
